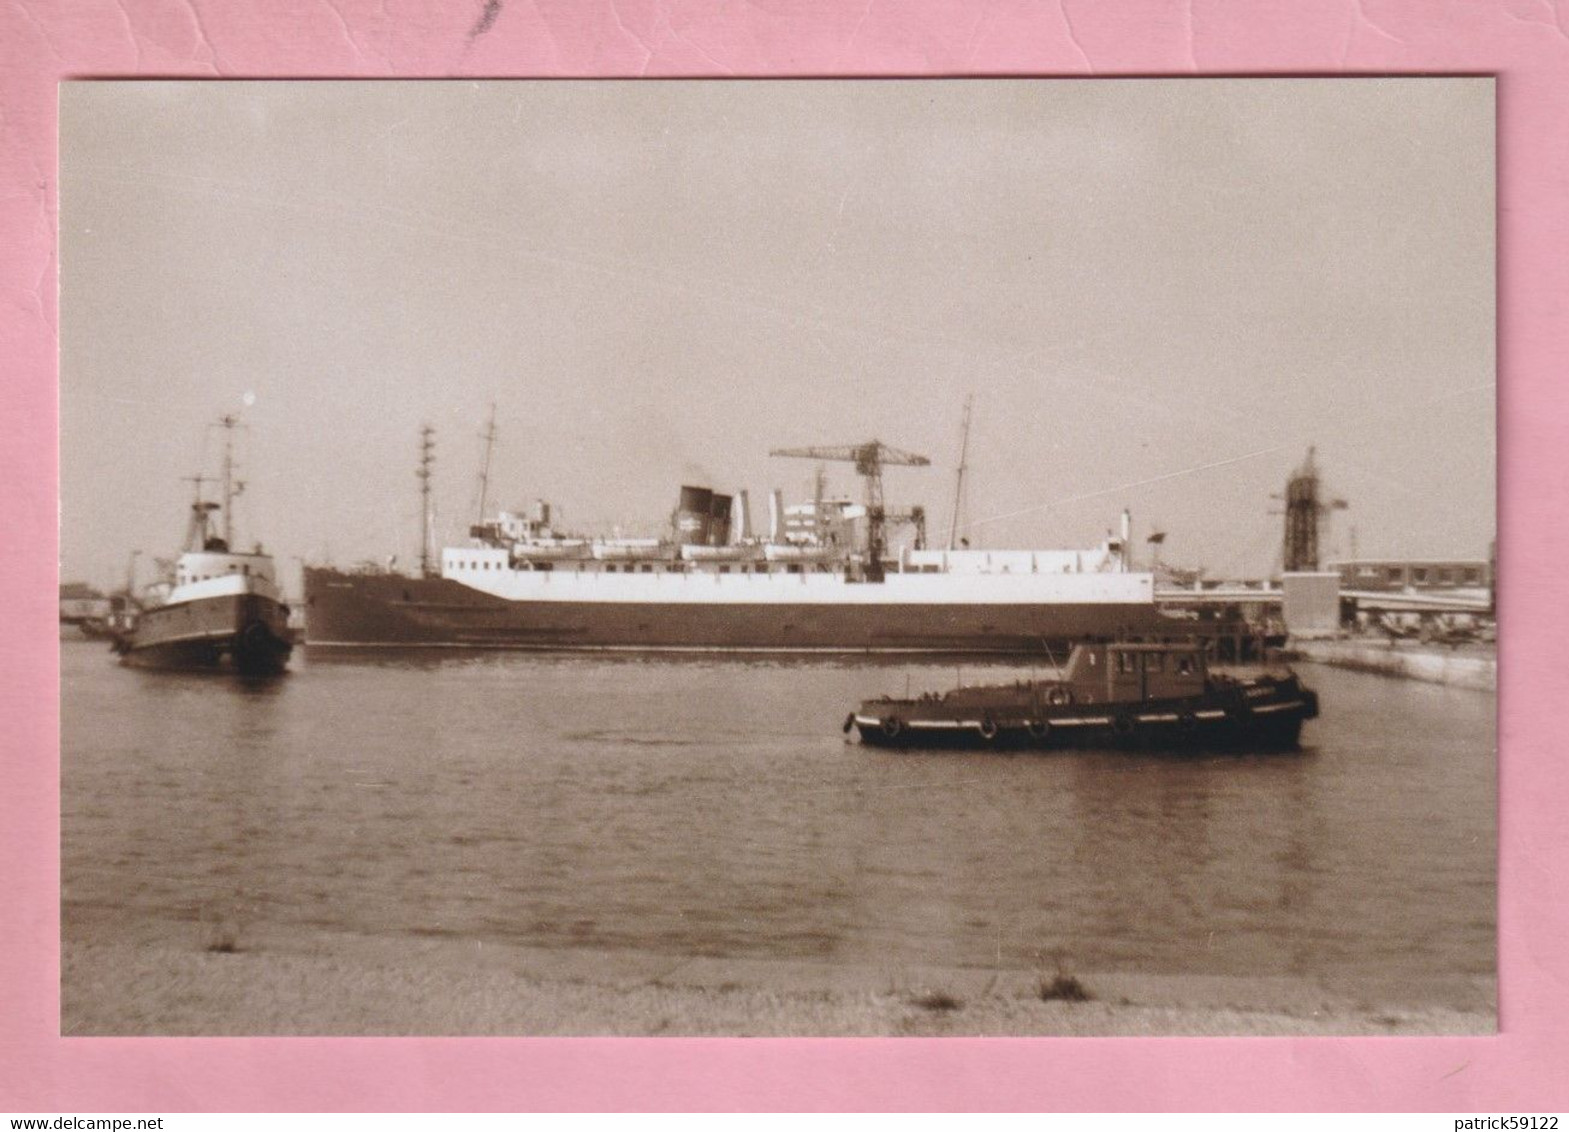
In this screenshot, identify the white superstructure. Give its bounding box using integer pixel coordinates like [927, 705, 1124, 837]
[440, 545, 1150, 606]
[163, 549, 284, 607]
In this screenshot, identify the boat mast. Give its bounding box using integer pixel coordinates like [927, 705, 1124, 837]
[476, 403, 498, 524]
[125, 549, 141, 607]
[813, 465, 826, 545]
[948, 394, 972, 551]
[216, 413, 244, 546]
[181, 473, 217, 551]
[418, 425, 436, 577]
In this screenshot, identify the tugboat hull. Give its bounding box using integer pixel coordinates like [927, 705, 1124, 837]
[847, 640, 1320, 752]
[850, 693, 1316, 752]
[115, 592, 293, 676]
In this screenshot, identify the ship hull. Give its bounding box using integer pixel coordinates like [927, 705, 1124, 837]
[304, 568, 1231, 655]
[115, 592, 293, 675]
[849, 684, 1318, 751]
[851, 706, 1308, 751]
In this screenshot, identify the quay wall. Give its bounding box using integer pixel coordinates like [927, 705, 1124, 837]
[1289, 638, 1496, 691]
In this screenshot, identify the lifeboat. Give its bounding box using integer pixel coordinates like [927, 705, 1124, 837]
[763, 543, 842, 564]
[591, 540, 676, 562]
[679, 544, 764, 562]
[510, 540, 591, 562]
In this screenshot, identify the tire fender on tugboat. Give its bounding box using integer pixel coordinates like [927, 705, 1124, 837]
[880, 716, 903, 739]
[978, 716, 1000, 742]
[1111, 711, 1136, 738]
[1026, 718, 1051, 742]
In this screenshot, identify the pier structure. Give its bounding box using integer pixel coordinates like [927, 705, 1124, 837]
[1155, 448, 1493, 646]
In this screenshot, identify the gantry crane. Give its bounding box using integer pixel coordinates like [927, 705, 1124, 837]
[768, 440, 931, 581]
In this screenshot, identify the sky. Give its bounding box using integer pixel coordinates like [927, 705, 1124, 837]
[60, 79, 1495, 596]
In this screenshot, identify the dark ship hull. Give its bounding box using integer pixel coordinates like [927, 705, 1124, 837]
[303, 567, 1246, 655]
[848, 641, 1319, 751]
[114, 592, 293, 675]
[850, 692, 1316, 751]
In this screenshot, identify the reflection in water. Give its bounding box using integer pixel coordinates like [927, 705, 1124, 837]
[62, 641, 1495, 1003]
[1060, 752, 1322, 975]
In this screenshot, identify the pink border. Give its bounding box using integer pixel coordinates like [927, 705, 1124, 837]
[3, 0, 1563, 1112]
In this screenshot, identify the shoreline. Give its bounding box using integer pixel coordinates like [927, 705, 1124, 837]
[1289, 638, 1496, 691]
[61, 930, 1495, 1037]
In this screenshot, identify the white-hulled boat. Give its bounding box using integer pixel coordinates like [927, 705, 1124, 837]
[113, 420, 292, 675]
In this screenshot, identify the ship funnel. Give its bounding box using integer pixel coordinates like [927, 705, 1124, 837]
[1121, 509, 1132, 572]
[709, 493, 734, 547]
[736, 491, 752, 542]
[676, 485, 713, 546]
[769, 490, 784, 541]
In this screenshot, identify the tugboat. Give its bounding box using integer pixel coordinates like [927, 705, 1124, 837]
[112, 417, 293, 675]
[845, 640, 1318, 751]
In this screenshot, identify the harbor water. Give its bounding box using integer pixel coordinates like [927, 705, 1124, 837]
[61, 639, 1496, 1011]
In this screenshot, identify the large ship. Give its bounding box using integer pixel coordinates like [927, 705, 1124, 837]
[113, 417, 293, 675]
[303, 429, 1232, 655]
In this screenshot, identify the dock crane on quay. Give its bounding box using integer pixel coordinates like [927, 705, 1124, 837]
[768, 440, 931, 581]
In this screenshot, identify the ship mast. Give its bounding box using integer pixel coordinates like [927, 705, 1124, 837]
[813, 465, 826, 545]
[125, 549, 141, 608]
[948, 394, 973, 551]
[181, 473, 218, 551]
[215, 413, 245, 547]
[418, 424, 436, 577]
[476, 403, 498, 525]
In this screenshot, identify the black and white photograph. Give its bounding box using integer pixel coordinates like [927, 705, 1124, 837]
[59, 78, 1495, 1036]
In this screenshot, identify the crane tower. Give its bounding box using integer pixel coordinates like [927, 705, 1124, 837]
[769, 440, 930, 581]
[1278, 446, 1348, 573]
